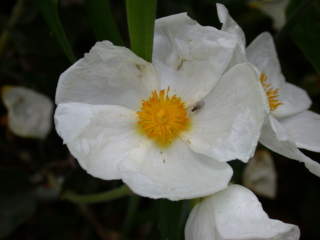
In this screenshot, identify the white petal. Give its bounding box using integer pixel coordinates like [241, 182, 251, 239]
[153, 13, 238, 106]
[216, 3, 246, 51]
[54, 103, 144, 180]
[183, 63, 267, 162]
[185, 185, 300, 240]
[260, 115, 320, 177]
[55, 41, 159, 109]
[120, 140, 233, 201]
[243, 150, 277, 199]
[281, 110, 320, 152]
[274, 82, 312, 118]
[1, 86, 53, 139]
[247, 32, 285, 89]
[247, 32, 311, 117]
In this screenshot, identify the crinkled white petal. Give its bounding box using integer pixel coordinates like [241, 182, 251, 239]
[54, 103, 144, 180]
[55, 41, 159, 109]
[216, 3, 246, 52]
[1, 86, 53, 139]
[120, 140, 233, 201]
[260, 115, 320, 177]
[281, 110, 320, 152]
[247, 32, 311, 117]
[249, 0, 289, 30]
[243, 150, 277, 199]
[185, 184, 300, 240]
[183, 63, 267, 162]
[153, 12, 238, 106]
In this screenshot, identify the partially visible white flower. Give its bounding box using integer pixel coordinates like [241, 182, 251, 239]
[54, 7, 266, 200]
[1, 86, 53, 139]
[185, 184, 300, 240]
[243, 150, 277, 199]
[247, 33, 320, 177]
[248, 0, 289, 30]
[216, 5, 320, 177]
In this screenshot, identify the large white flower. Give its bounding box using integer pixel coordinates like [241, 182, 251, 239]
[185, 184, 300, 240]
[1, 86, 53, 139]
[217, 5, 320, 177]
[54, 8, 266, 200]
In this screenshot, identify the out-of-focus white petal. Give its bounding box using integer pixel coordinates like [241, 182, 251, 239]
[281, 110, 320, 152]
[183, 63, 267, 162]
[1, 86, 53, 139]
[55, 41, 159, 110]
[216, 3, 246, 51]
[153, 13, 238, 106]
[120, 140, 233, 201]
[260, 115, 320, 177]
[185, 184, 300, 240]
[247, 32, 311, 118]
[249, 0, 289, 30]
[54, 103, 144, 180]
[243, 150, 277, 199]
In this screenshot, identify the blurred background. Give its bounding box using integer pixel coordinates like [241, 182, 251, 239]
[0, 0, 320, 239]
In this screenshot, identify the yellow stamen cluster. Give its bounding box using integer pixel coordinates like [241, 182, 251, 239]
[260, 73, 282, 111]
[137, 89, 190, 147]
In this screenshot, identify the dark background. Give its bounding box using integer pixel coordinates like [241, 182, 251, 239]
[1, 0, 320, 239]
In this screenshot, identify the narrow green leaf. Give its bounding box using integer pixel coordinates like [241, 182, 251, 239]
[286, 0, 320, 73]
[36, 0, 76, 63]
[126, 0, 157, 62]
[85, 0, 123, 44]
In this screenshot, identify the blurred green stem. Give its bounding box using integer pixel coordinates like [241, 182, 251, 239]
[0, 0, 24, 57]
[62, 185, 132, 204]
[122, 195, 140, 237]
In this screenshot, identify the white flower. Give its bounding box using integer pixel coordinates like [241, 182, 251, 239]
[185, 184, 300, 240]
[216, 5, 320, 177]
[54, 8, 266, 200]
[247, 33, 320, 177]
[248, 0, 289, 30]
[1, 86, 53, 139]
[243, 150, 277, 199]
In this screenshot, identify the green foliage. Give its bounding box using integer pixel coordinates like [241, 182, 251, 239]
[287, 0, 320, 73]
[36, 0, 76, 63]
[157, 200, 189, 240]
[126, 0, 157, 62]
[0, 169, 36, 238]
[85, 0, 123, 44]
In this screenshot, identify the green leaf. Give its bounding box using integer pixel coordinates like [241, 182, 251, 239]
[85, 0, 123, 44]
[36, 0, 76, 63]
[126, 0, 157, 62]
[0, 168, 36, 238]
[156, 199, 189, 240]
[287, 0, 320, 73]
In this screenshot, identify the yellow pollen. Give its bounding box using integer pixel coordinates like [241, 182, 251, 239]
[137, 89, 190, 147]
[259, 73, 283, 111]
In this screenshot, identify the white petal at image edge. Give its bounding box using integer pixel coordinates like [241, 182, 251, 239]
[185, 185, 300, 240]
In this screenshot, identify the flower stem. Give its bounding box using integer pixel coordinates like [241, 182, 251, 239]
[62, 185, 132, 204]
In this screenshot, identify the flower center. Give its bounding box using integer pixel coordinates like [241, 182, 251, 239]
[259, 73, 282, 111]
[137, 89, 190, 147]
